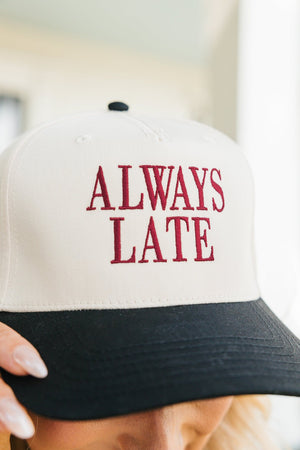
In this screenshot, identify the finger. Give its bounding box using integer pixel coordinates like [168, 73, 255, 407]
[0, 322, 48, 378]
[0, 378, 35, 439]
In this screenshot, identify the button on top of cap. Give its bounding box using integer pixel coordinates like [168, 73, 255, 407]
[108, 101, 129, 111]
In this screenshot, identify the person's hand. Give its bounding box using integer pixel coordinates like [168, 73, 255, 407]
[0, 322, 48, 440]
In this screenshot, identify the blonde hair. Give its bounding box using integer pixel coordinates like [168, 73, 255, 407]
[205, 394, 287, 450]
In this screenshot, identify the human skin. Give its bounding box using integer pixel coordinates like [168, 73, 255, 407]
[26, 396, 233, 450]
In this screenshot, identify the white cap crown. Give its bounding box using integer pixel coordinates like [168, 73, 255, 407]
[0, 109, 260, 311]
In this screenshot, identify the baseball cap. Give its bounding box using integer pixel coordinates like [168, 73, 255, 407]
[0, 101, 299, 420]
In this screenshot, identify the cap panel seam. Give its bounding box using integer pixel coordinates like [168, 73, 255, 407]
[0, 152, 10, 307]
[0, 129, 48, 307]
[120, 113, 169, 142]
[4, 121, 74, 306]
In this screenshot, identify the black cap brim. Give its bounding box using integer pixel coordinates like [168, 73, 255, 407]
[1, 298, 300, 420]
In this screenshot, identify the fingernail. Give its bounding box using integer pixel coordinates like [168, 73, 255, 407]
[13, 345, 48, 378]
[0, 397, 35, 439]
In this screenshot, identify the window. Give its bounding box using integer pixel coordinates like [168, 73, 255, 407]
[0, 95, 25, 152]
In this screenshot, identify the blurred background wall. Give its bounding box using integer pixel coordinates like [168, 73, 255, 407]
[0, 0, 299, 447]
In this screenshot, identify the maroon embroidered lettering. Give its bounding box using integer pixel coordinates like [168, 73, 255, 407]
[140, 165, 174, 210]
[110, 217, 136, 264]
[86, 166, 115, 211]
[86, 163, 226, 264]
[166, 216, 189, 262]
[118, 165, 144, 210]
[170, 166, 194, 210]
[192, 217, 214, 261]
[189, 167, 208, 210]
[138, 216, 167, 263]
[210, 169, 225, 212]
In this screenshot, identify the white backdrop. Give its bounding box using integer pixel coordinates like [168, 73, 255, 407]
[237, 0, 300, 447]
